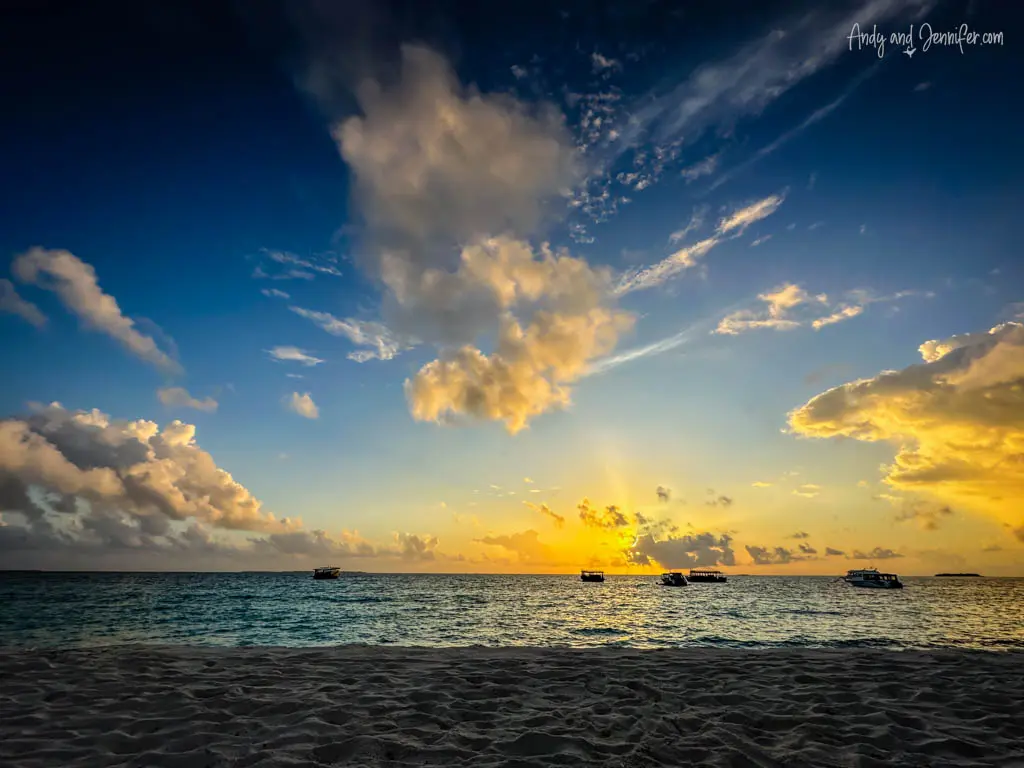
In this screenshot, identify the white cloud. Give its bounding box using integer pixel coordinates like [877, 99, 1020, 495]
[285, 392, 319, 419]
[750, 235, 773, 247]
[715, 284, 928, 335]
[591, 52, 621, 73]
[679, 154, 720, 183]
[289, 307, 405, 362]
[261, 288, 291, 299]
[668, 205, 708, 244]
[12, 248, 180, 373]
[0, 278, 46, 328]
[266, 346, 325, 367]
[156, 387, 218, 413]
[616, 193, 786, 295]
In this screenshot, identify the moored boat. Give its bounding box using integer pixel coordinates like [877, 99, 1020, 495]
[660, 571, 688, 587]
[313, 566, 341, 580]
[580, 570, 605, 583]
[843, 568, 903, 589]
[688, 569, 727, 583]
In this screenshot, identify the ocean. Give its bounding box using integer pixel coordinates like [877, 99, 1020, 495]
[1, 572, 1021, 650]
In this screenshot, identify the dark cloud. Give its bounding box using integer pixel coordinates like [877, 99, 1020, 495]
[825, 547, 845, 556]
[849, 547, 903, 560]
[705, 495, 733, 508]
[627, 531, 735, 569]
[577, 498, 630, 528]
[894, 500, 954, 530]
[798, 543, 817, 555]
[656, 485, 670, 503]
[788, 531, 810, 539]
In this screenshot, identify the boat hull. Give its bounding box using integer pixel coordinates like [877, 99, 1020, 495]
[313, 571, 340, 580]
[846, 579, 902, 589]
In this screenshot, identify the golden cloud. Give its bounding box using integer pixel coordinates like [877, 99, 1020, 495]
[789, 322, 1024, 529]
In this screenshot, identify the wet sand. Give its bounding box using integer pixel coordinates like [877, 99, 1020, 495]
[1, 646, 1021, 767]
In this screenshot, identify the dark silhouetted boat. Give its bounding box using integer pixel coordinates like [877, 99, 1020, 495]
[313, 566, 341, 580]
[688, 569, 727, 583]
[660, 571, 688, 587]
[580, 570, 605, 582]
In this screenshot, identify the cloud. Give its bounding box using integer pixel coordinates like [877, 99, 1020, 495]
[616, 193, 786, 294]
[798, 543, 817, 555]
[679, 154, 719, 183]
[261, 288, 291, 299]
[156, 387, 218, 413]
[656, 485, 671, 503]
[251, 250, 341, 281]
[668, 205, 708, 244]
[715, 284, 927, 335]
[793, 484, 820, 498]
[510, 64, 528, 79]
[285, 392, 319, 419]
[825, 547, 845, 556]
[401, 240, 633, 432]
[289, 307, 406, 362]
[705, 495, 733, 507]
[394, 532, 438, 560]
[745, 545, 812, 565]
[788, 531, 810, 539]
[524, 501, 565, 528]
[0, 404, 298, 548]
[0, 279, 46, 328]
[627, 531, 735, 568]
[306, 45, 640, 432]
[914, 81, 932, 92]
[266, 346, 325, 367]
[894, 500, 954, 531]
[591, 52, 621, 73]
[849, 547, 903, 560]
[12, 248, 180, 373]
[751, 481, 773, 488]
[476, 529, 560, 563]
[749, 235, 773, 247]
[789, 322, 1024, 531]
[577, 498, 629, 528]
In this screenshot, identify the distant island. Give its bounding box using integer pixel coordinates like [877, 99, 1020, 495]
[935, 573, 982, 577]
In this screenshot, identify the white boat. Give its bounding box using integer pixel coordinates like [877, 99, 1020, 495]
[843, 568, 903, 589]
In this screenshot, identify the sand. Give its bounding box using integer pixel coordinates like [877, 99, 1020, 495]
[1, 647, 1021, 767]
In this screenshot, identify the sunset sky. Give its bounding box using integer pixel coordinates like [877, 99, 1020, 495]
[1, 0, 1021, 575]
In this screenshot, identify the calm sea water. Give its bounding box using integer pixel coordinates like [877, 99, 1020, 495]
[1, 572, 1021, 650]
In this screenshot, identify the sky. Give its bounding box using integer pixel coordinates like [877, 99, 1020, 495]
[1, 0, 1022, 575]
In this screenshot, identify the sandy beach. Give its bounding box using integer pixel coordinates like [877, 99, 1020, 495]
[0, 647, 1021, 767]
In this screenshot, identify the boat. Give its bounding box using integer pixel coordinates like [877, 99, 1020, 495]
[843, 568, 903, 589]
[688, 569, 727, 583]
[660, 571, 688, 587]
[313, 566, 341, 580]
[580, 570, 605, 583]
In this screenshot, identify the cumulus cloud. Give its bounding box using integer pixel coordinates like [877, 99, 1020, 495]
[627, 531, 735, 569]
[825, 547, 845, 556]
[266, 346, 325, 367]
[285, 392, 319, 419]
[715, 284, 926, 335]
[0, 404, 298, 549]
[656, 485, 671, 503]
[0, 278, 46, 327]
[788, 531, 810, 539]
[790, 322, 1024, 531]
[577, 498, 630, 528]
[793, 484, 820, 498]
[12, 248, 180, 373]
[156, 387, 218, 413]
[705, 494, 733, 507]
[591, 52, 621, 74]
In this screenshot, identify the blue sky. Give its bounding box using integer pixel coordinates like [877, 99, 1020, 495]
[1, 0, 1022, 573]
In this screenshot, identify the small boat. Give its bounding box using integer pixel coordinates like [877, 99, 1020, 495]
[843, 568, 903, 589]
[688, 569, 727, 583]
[313, 566, 341, 580]
[660, 571, 688, 587]
[580, 570, 605, 583]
